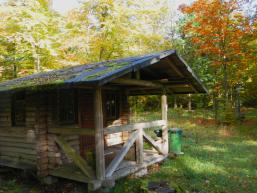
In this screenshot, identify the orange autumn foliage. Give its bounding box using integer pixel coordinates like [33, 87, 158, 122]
[180, 0, 252, 86]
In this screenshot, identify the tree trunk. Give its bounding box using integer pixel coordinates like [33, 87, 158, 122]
[223, 63, 228, 104]
[235, 86, 241, 120]
[13, 64, 17, 78]
[188, 94, 192, 111]
[174, 96, 177, 109]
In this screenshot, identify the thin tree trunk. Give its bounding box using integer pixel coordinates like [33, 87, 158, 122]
[174, 96, 177, 109]
[36, 54, 40, 72]
[13, 64, 17, 78]
[188, 94, 192, 111]
[235, 85, 241, 120]
[223, 62, 228, 104]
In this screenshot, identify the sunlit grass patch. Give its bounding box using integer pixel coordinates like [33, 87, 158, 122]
[109, 109, 257, 193]
[201, 144, 227, 153]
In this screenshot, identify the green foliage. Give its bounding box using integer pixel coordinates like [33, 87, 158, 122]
[223, 103, 236, 124]
[0, 0, 63, 80]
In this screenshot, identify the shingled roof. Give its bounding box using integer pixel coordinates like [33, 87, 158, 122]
[0, 50, 208, 94]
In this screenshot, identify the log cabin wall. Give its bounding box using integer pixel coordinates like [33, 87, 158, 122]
[47, 89, 80, 171]
[0, 88, 130, 176]
[78, 89, 95, 160]
[103, 90, 130, 147]
[0, 92, 37, 169]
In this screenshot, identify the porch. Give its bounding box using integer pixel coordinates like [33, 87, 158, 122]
[48, 88, 169, 191]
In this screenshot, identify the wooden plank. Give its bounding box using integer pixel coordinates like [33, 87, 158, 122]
[111, 78, 163, 88]
[105, 130, 138, 178]
[0, 136, 36, 143]
[104, 120, 165, 135]
[168, 60, 184, 77]
[143, 132, 164, 155]
[0, 141, 36, 149]
[0, 152, 36, 161]
[0, 127, 35, 136]
[161, 93, 169, 155]
[109, 154, 167, 181]
[94, 87, 105, 180]
[0, 146, 37, 155]
[49, 127, 95, 135]
[55, 136, 95, 179]
[50, 163, 91, 183]
[136, 128, 143, 164]
[0, 156, 36, 165]
[0, 158, 36, 170]
[49, 163, 101, 191]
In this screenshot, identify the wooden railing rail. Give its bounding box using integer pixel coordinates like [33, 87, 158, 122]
[49, 127, 94, 136]
[104, 120, 165, 135]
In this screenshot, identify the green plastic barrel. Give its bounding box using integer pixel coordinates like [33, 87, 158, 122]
[168, 128, 183, 155]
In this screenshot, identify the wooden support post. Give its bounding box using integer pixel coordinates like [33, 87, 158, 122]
[136, 128, 143, 164]
[35, 93, 49, 177]
[94, 87, 105, 181]
[161, 92, 169, 155]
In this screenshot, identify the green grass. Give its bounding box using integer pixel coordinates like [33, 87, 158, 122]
[0, 109, 256, 193]
[109, 109, 257, 193]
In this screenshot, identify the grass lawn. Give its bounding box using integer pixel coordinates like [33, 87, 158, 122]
[108, 109, 257, 193]
[0, 109, 256, 193]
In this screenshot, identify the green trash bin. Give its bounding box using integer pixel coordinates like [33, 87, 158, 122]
[168, 128, 183, 155]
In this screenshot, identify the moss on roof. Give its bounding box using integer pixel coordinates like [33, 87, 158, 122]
[0, 50, 208, 94]
[84, 62, 129, 80]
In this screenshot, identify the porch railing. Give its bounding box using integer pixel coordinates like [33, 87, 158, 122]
[49, 119, 168, 182]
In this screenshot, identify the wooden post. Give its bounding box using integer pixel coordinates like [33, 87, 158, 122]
[35, 93, 49, 178]
[161, 92, 168, 155]
[136, 128, 143, 164]
[94, 87, 105, 181]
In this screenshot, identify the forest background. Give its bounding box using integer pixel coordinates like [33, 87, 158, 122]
[0, 0, 256, 122]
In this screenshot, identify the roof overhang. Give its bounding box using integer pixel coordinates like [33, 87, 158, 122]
[0, 50, 208, 94]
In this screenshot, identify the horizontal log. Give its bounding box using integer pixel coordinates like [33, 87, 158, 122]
[0, 151, 36, 160]
[111, 78, 164, 88]
[0, 156, 36, 165]
[0, 141, 36, 149]
[49, 127, 95, 135]
[0, 146, 37, 155]
[104, 120, 166, 135]
[0, 158, 36, 170]
[0, 136, 36, 143]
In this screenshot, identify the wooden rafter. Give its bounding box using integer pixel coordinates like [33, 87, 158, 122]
[111, 78, 163, 88]
[167, 59, 184, 77]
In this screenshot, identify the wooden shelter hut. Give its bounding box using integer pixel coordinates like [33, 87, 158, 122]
[0, 50, 207, 191]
